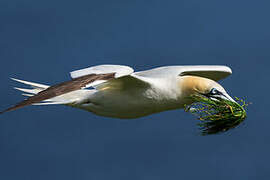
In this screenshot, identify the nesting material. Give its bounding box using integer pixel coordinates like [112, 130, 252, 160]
[185, 95, 248, 135]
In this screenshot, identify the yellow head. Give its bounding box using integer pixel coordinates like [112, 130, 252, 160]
[180, 76, 235, 102]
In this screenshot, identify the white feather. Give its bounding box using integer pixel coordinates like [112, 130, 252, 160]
[133, 65, 232, 81]
[14, 87, 42, 94]
[21, 93, 34, 97]
[70, 65, 134, 79]
[11, 78, 49, 89]
[33, 101, 73, 105]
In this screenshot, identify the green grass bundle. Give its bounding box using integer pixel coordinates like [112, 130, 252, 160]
[185, 95, 248, 135]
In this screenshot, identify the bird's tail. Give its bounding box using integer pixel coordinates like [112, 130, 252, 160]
[11, 78, 49, 96]
[1, 78, 86, 114]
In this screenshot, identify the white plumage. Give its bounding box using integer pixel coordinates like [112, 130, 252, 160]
[2, 65, 235, 118]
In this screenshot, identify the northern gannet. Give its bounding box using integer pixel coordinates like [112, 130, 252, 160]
[1, 65, 236, 118]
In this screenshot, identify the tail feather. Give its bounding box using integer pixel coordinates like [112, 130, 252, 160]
[11, 78, 49, 89]
[21, 93, 34, 97]
[33, 101, 74, 105]
[14, 87, 43, 94]
[0, 79, 51, 114]
[1, 78, 92, 114]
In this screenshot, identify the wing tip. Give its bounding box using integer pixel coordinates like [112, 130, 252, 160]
[221, 65, 232, 75]
[202, 65, 233, 75]
[0, 107, 15, 115]
[201, 65, 232, 75]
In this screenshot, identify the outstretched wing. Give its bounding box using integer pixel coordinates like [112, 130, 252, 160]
[92, 65, 232, 92]
[133, 65, 232, 81]
[1, 65, 135, 114]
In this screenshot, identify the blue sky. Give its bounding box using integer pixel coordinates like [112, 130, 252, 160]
[0, 0, 269, 179]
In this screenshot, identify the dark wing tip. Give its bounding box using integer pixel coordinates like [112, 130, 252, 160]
[0, 108, 11, 115]
[0, 105, 21, 115]
[0, 100, 34, 115]
[0, 107, 11, 114]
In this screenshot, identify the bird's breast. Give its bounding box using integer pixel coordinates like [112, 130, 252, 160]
[78, 85, 185, 119]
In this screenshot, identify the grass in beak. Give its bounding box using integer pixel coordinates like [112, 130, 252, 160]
[184, 95, 248, 135]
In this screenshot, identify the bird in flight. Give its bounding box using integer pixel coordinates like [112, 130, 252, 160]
[1, 65, 235, 118]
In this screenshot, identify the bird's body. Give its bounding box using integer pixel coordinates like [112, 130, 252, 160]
[76, 76, 184, 118]
[1, 65, 235, 118]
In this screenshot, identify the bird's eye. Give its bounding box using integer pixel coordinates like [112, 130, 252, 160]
[210, 88, 219, 95]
